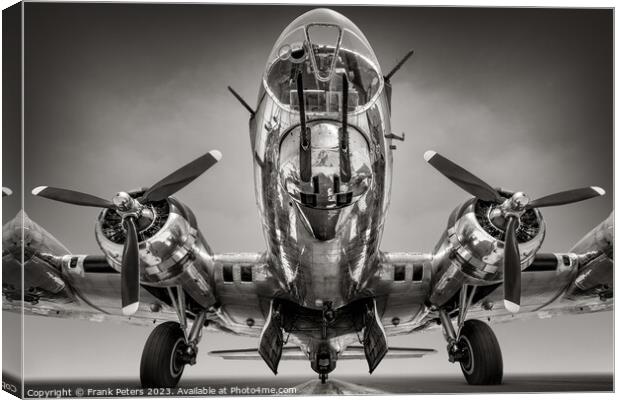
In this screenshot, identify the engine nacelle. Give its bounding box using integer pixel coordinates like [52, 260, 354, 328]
[429, 196, 546, 306]
[94, 194, 217, 308]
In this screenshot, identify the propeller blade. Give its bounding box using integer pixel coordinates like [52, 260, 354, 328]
[32, 186, 115, 209]
[526, 186, 605, 209]
[423, 151, 502, 203]
[141, 150, 222, 203]
[503, 216, 521, 313]
[121, 217, 140, 315]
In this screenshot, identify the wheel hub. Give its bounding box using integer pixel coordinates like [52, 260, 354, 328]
[170, 338, 188, 378]
[457, 337, 473, 373]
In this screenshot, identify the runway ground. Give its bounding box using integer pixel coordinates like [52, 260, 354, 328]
[333, 374, 613, 393]
[19, 374, 612, 397]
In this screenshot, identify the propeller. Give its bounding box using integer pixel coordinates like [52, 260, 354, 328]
[423, 150, 605, 313]
[32, 149, 222, 315]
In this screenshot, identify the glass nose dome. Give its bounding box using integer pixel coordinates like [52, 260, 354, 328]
[264, 8, 383, 115]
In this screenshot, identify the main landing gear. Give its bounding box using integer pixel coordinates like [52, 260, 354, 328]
[438, 285, 503, 385]
[140, 287, 208, 388]
[140, 321, 189, 387]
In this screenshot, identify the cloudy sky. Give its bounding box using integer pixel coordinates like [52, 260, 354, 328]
[10, 3, 614, 381]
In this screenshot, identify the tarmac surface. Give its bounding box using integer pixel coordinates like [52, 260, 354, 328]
[18, 374, 613, 397]
[329, 374, 613, 394]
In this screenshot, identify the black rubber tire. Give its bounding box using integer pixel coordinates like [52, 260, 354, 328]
[320, 373, 327, 384]
[458, 319, 503, 385]
[140, 321, 187, 388]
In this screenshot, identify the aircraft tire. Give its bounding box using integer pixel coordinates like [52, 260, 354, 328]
[457, 319, 503, 385]
[140, 321, 187, 388]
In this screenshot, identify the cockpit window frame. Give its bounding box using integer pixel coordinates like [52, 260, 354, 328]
[304, 22, 343, 83]
[262, 46, 385, 117]
[262, 9, 386, 117]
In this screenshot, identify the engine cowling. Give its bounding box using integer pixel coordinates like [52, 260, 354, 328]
[94, 192, 217, 308]
[429, 193, 546, 306]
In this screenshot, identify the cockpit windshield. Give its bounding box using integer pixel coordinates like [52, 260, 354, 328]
[264, 9, 383, 115]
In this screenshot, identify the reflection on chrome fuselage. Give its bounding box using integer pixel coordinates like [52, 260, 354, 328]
[279, 120, 373, 210]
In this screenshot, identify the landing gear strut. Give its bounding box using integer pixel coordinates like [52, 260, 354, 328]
[438, 285, 503, 385]
[140, 287, 208, 388]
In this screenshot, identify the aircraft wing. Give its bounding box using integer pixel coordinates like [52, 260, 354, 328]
[2, 212, 272, 333]
[3, 251, 274, 333]
[5, 206, 612, 338]
[2, 261, 183, 328]
[3, 274, 180, 328]
[375, 212, 613, 335]
[4, 251, 274, 334]
[2, 211, 182, 327]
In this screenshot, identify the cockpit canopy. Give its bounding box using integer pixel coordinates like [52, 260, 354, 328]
[264, 9, 383, 115]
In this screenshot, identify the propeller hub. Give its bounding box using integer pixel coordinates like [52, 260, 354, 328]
[509, 192, 530, 211]
[494, 191, 530, 221]
[489, 192, 529, 231]
[113, 192, 139, 212]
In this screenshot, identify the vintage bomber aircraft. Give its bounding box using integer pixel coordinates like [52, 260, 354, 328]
[3, 8, 613, 388]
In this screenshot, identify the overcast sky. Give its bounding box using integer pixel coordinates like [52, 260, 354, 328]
[9, 4, 613, 381]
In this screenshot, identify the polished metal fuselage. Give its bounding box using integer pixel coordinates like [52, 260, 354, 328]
[252, 87, 393, 310]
